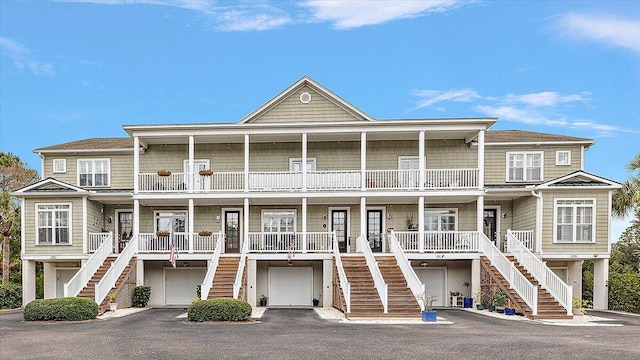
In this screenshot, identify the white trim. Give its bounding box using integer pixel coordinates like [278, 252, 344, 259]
[22, 254, 90, 261]
[483, 205, 501, 244]
[477, 130, 485, 189]
[365, 206, 386, 252]
[328, 207, 351, 253]
[134, 136, 140, 194]
[21, 198, 25, 256]
[542, 254, 610, 260]
[222, 208, 243, 253]
[36, 148, 133, 154]
[555, 150, 571, 166]
[505, 151, 544, 182]
[553, 198, 596, 244]
[154, 210, 188, 232]
[34, 202, 73, 246]
[289, 157, 316, 171]
[12, 178, 90, 195]
[537, 170, 621, 189]
[580, 146, 585, 171]
[115, 209, 134, 253]
[53, 159, 67, 173]
[423, 208, 458, 231]
[608, 191, 612, 252]
[261, 209, 297, 233]
[483, 141, 593, 146]
[77, 158, 111, 187]
[82, 197, 87, 254]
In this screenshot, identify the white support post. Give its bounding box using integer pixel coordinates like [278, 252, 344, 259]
[477, 130, 485, 189]
[22, 260, 36, 306]
[419, 131, 425, 191]
[188, 135, 194, 193]
[360, 197, 366, 238]
[418, 196, 425, 252]
[244, 198, 249, 241]
[133, 199, 140, 237]
[82, 196, 88, 254]
[471, 258, 481, 303]
[244, 134, 249, 193]
[593, 258, 609, 310]
[323, 258, 333, 307]
[43, 262, 56, 299]
[133, 136, 140, 193]
[477, 195, 484, 234]
[302, 132, 307, 192]
[188, 199, 194, 253]
[361, 132, 367, 191]
[302, 197, 307, 253]
[136, 259, 144, 286]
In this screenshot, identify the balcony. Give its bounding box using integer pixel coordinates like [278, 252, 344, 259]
[137, 168, 478, 193]
[247, 232, 334, 253]
[395, 231, 480, 252]
[137, 232, 220, 253]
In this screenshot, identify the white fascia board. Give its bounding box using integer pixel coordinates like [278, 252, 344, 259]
[12, 178, 91, 195]
[21, 254, 90, 261]
[247, 253, 333, 261]
[542, 254, 610, 260]
[478, 140, 594, 147]
[536, 171, 622, 189]
[34, 148, 133, 154]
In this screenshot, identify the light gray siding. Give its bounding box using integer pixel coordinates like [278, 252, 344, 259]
[43, 153, 133, 189]
[23, 197, 85, 256]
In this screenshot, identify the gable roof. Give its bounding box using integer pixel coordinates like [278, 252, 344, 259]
[34, 138, 133, 153]
[485, 130, 594, 146]
[536, 171, 622, 189]
[11, 178, 91, 196]
[238, 76, 374, 124]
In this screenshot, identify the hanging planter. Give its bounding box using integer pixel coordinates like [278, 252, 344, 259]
[198, 230, 212, 236]
[157, 170, 172, 177]
[156, 231, 170, 237]
[199, 169, 213, 176]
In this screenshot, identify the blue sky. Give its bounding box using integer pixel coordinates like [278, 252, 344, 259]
[1, 0, 639, 239]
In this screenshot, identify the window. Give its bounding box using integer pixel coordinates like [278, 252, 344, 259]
[423, 209, 457, 231]
[155, 211, 186, 233]
[78, 159, 110, 187]
[53, 159, 66, 173]
[262, 210, 296, 233]
[506, 152, 543, 182]
[36, 204, 71, 245]
[554, 199, 595, 243]
[289, 158, 316, 172]
[556, 151, 571, 166]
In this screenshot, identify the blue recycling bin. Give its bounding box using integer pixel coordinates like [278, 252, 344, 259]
[463, 297, 473, 308]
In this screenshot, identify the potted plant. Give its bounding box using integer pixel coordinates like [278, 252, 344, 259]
[157, 169, 171, 176]
[473, 289, 484, 310]
[406, 214, 415, 230]
[156, 231, 170, 237]
[198, 169, 213, 176]
[259, 294, 268, 307]
[198, 230, 212, 236]
[493, 291, 508, 313]
[462, 282, 473, 308]
[313, 295, 321, 307]
[420, 293, 439, 322]
[108, 291, 118, 312]
[572, 296, 587, 316]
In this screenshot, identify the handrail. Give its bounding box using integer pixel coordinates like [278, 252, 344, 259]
[233, 240, 249, 299]
[200, 232, 223, 300]
[356, 234, 388, 313]
[332, 231, 351, 313]
[389, 231, 426, 310]
[64, 232, 112, 297]
[507, 230, 572, 315]
[478, 232, 538, 316]
[94, 235, 138, 305]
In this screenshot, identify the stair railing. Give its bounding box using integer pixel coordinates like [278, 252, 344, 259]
[478, 232, 538, 316]
[94, 235, 138, 305]
[200, 232, 223, 300]
[332, 231, 351, 313]
[507, 230, 572, 315]
[233, 239, 249, 299]
[388, 231, 426, 310]
[64, 232, 113, 297]
[356, 234, 388, 313]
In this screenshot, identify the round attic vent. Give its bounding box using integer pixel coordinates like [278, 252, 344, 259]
[300, 92, 311, 104]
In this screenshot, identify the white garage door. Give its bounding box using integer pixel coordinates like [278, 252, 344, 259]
[414, 268, 446, 307]
[165, 268, 206, 306]
[269, 267, 313, 306]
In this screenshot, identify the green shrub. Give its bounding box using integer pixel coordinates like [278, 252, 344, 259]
[196, 284, 201, 299]
[24, 297, 98, 321]
[0, 283, 22, 309]
[608, 273, 640, 314]
[187, 298, 252, 322]
[132, 286, 151, 308]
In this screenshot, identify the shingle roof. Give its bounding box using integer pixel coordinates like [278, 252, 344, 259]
[486, 130, 592, 143]
[34, 138, 133, 152]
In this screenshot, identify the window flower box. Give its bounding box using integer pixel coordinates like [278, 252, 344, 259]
[157, 170, 172, 177]
[156, 231, 170, 237]
[198, 230, 212, 236]
[198, 169, 213, 176]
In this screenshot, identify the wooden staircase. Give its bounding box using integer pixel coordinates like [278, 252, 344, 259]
[377, 256, 421, 316]
[480, 256, 571, 320]
[207, 256, 241, 299]
[77, 255, 137, 314]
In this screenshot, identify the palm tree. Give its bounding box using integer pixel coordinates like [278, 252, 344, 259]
[612, 153, 640, 218]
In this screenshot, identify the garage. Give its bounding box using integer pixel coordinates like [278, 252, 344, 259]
[268, 267, 313, 306]
[164, 268, 206, 306]
[415, 267, 446, 307]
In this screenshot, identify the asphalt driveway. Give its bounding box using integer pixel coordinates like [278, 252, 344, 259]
[1, 308, 639, 359]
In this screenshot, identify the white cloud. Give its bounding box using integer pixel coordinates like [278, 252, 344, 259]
[502, 91, 591, 107]
[557, 13, 640, 54]
[411, 89, 480, 110]
[215, 9, 292, 31]
[0, 37, 55, 76]
[301, 0, 468, 29]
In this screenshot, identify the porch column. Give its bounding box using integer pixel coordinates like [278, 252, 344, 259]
[244, 198, 249, 242]
[133, 199, 140, 236]
[188, 199, 194, 253]
[43, 262, 56, 298]
[360, 197, 366, 239]
[22, 260, 36, 306]
[322, 258, 333, 307]
[476, 195, 484, 234]
[136, 259, 145, 286]
[244, 134, 249, 192]
[477, 130, 484, 189]
[360, 132, 367, 191]
[302, 132, 307, 192]
[419, 130, 425, 191]
[418, 196, 425, 252]
[471, 258, 481, 304]
[82, 196, 88, 254]
[302, 197, 307, 253]
[247, 259, 257, 306]
[134, 136, 139, 193]
[593, 258, 609, 310]
[188, 135, 194, 193]
[567, 260, 583, 300]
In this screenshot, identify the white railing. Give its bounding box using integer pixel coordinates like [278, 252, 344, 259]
[64, 232, 113, 297]
[249, 172, 302, 191]
[138, 233, 190, 253]
[425, 168, 478, 189]
[138, 172, 188, 192]
[478, 232, 538, 316]
[356, 235, 388, 313]
[307, 170, 361, 190]
[233, 241, 249, 299]
[332, 232, 351, 313]
[247, 232, 333, 253]
[195, 172, 244, 192]
[200, 233, 223, 300]
[507, 231, 572, 315]
[365, 169, 420, 190]
[88, 232, 112, 253]
[395, 231, 479, 252]
[388, 231, 426, 310]
[507, 230, 535, 253]
[193, 233, 220, 253]
[95, 235, 138, 306]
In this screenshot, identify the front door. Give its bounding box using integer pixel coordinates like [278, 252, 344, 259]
[399, 157, 420, 188]
[184, 159, 210, 191]
[117, 211, 133, 253]
[331, 210, 348, 253]
[225, 211, 240, 253]
[483, 209, 497, 245]
[367, 210, 383, 252]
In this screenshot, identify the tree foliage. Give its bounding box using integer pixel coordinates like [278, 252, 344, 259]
[0, 152, 40, 193]
[608, 273, 640, 314]
[612, 152, 640, 218]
